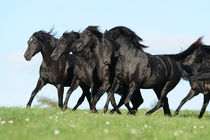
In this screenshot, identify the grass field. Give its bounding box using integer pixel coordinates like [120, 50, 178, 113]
[0, 108, 210, 140]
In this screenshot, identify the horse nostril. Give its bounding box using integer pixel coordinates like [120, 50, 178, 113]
[24, 53, 29, 60]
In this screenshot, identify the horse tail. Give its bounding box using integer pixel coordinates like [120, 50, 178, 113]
[179, 64, 194, 80]
[190, 72, 210, 81]
[180, 64, 210, 81]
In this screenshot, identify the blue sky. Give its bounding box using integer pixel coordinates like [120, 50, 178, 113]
[1, 0, 210, 111]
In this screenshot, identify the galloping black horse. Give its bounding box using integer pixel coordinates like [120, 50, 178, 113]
[66, 26, 144, 114]
[51, 27, 144, 113]
[166, 38, 210, 118]
[102, 26, 192, 115]
[24, 30, 92, 109]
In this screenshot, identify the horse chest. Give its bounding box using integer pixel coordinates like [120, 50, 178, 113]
[74, 63, 94, 85]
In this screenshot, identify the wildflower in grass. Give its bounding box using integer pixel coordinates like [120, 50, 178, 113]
[106, 121, 110, 125]
[144, 124, 148, 128]
[200, 126, 204, 128]
[174, 131, 178, 136]
[55, 116, 58, 122]
[54, 129, 60, 135]
[104, 128, 108, 134]
[130, 129, 138, 134]
[1, 120, 6, 124]
[8, 120, 13, 124]
[70, 124, 75, 128]
[49, 116, 53, 120]
[193, 126, 197, 129]
[26, 118, 29, 122]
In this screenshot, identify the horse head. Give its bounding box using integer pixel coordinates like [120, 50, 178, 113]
[24, 31, 55, 61]
[72, 26, 102, 54]
[51, 31, 80, 61]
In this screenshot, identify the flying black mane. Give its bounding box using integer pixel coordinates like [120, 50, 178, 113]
[86, 26, 103, 39]
[63, 31, 80, 41]
[167, 37, 203, 60]
[104, 26, 148, 50]
[33, 30, 55, 41]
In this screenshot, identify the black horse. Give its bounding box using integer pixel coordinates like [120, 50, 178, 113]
[51, 27, 143, 113]
[166, 38, 210, 118]
[102, 26, 192, 116]
[24, 30, 92, 109]
[51, 30, 111, 112]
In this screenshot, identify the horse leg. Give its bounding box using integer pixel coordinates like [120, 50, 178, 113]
[174, 89, 198, 116]
[153, 87, 171, 116]
[124, 82, 137, 115]
[72, 94, 85, 111]
[110, 93, 126, 114]
[103, 78, 120, 113]
[146, 80, 179, 115]
[198, 93, 210, 119]
[57, 84, 64, 109]
[72, 85, 91, 111]
[62, 77, 79, 111]
[109, 95, 122, 114]
[110, 85, 128, 114]
[130, 90, 144, 114]
[26, 77, 46, 108]
[92, 80, 110, 111]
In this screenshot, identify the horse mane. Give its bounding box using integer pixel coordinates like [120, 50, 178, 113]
[86, 26, 103, 39]
[33, 30, 57, 48]
[104, 26, 148, 50]
[167, 37, 203, 60]
[63, 31, 80, 40]
[203, 44, 210, 53]
[34, 30, 55, 41]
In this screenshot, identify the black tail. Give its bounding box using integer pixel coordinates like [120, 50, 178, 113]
[190, 72, 210, 81]
[179, 64, 194, 80]
[180, 64, 210, 81]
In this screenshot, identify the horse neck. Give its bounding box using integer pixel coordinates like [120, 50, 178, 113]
[93, 38, 103, 64]
[40, 43, 54, 65]
[117, 39, 142, 57]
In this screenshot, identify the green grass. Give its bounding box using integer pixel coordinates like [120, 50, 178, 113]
[0, 108, 210, 140]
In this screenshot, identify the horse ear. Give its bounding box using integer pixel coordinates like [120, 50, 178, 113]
[104, 29, 108, 34]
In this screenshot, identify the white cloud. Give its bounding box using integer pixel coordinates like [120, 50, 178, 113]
[143, 35, 200, 54]
[4, 52, 42, 71]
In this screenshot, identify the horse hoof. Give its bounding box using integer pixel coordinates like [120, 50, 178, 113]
[59, 105, 63, 109]
[116, 110, 122, 115]
[26, 105, 30, 109]
[103, 110, 108, 114]
[109, 109, 115, 114]
[174, 111, 179, 116]
[145, 111, 151, 115]
[164, 114, 172, 117]
[72, 108, 76, 111]
[198, 115, 203, 119]
[90, 109, 98, 113]
[62, 106, 67, 111]
[127, 110, 136, 115]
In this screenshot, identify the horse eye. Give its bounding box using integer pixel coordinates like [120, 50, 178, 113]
[62, 39, 67, 44]
[32, 39, 37, 43]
